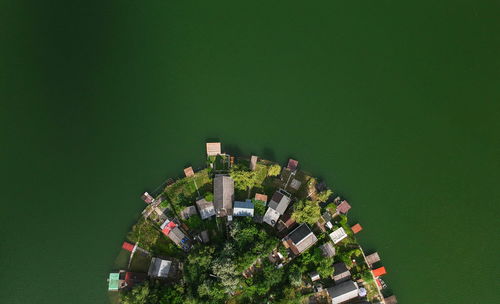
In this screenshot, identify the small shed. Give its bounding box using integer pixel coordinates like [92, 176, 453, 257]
[108, 273, 120, 291]
[351, 223, 363, 234]
[287, 159, 299, 171]
[250, 155, 258, 171]
[336, 200, 351, 214]
[309, 271, 320, 282]
[141, 192, 154, 204]
[329, 227, 348, 244]
[196, 198, 215, 220]
[184, 167, 195, 177]
[254, 193, 268, 202]
[366, 252, 380, 266]
[372, 266, 387, 277]
[148, 257, 172, 278]
[319, 242, 336, 258]
[234, 200, 255, 217]
[181, 206, 198, 220]
[206, 142, 221, 156]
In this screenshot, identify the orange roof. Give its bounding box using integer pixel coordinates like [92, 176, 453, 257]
[372, 267, 387, 277]
[184, 167, 195, 177]
[255, 193, 268, 202]
[351, 223, 363, 234]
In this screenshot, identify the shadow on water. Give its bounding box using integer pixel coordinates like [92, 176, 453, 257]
[261, 147, 276, 162]
[224, 143, 243, 157]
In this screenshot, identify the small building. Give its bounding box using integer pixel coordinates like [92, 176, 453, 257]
[366, 252, 380, 267]
[321, 211, 332, 222]
[384, 295, 398, 304]
[268, 190, 291, 215]
[319, 242, 336, 258]
[161, 220, 191, 251]
[122, 242, 135, 253]
[309, 271, 320, 282]
[283, 223, 318, 255]
[234, 200, 255, 217]
[109, 271, 147, 291]
[108, 272, 121, 291]
[263, 207, 280, 226]
[123, 272, 147, 289]
[206, 142, 221, 156]
[287, 158, 299, 171]
[254, 193, 268, 202]
[181, 205, 198, 220]
[277, 210, 296, 231]
[332, 262, 351, 283]
[289, 178, 302, 190]
[200, 230, 210, 243]
[336, 200, 351, 214]
[329, 227, 348, 244]
[250, 155, 258, 171]
[327, 280, 359, 304]
[372, 266, 387, 277]
[196, 198, 215, 220]
[184, 167, 195, 177]
[141, 192, 154, 204]
[148, 257, 173, 278]
[214, 175, 234, 217]
[351, 223, 363, 234]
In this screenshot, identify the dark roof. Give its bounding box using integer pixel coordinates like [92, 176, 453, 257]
[333, 262, 351, 283]
[319, 242, 336, 257]
[327, 280, 358, 303]
[288, 223, 313, 244]
[268, 191, 291, 215]
[214, 175, 234, 212]
[322, 211, 332, 222]
[333, 262, 349, 275]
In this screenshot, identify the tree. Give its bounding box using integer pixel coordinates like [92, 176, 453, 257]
[121, 282, 155, 304]
[316, 189, 333, 203]
[230, 166, 258, 191]
[291, 200, 321, 225]
[204, 191, 214, 202]
[267, 164, 281, 176]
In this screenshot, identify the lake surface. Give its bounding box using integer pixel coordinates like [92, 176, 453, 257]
[1, 1, 499, 303]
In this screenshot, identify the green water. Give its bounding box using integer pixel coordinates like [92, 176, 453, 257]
[1, 1, 499, 303]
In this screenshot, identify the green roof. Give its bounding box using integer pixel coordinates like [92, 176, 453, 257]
[108, 273, 120, 290]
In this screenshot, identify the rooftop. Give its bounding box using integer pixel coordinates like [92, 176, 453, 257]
[268, 191, 291, 215]
[234, 200, 255, 217]
[336, 200, 351, 214]
[327, 280, 359, 304]
[214, 175, 234, 213]
[196, 198, 215, 220]
[206, 142, 221, 156]
[287, 159, 299, 171]
[351, 223, 363, 234]
[254, 193, 268, 202]
[148, 257, 172, 278]
[372, 266, 387, 277]
[184, 167, 195, 177]
[329, 227, 348, 244]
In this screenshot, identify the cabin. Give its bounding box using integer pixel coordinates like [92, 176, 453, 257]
[351, 223, 363, 234]
[309, 271, 320, 282]
[365, 252, 380, 267]
[233, 200, 254, 217]
[141, 192, 155, 204]
[196, 198, 215, 220]
[268, 190, 291, 215]
[148, 257, 175, 279]
[250, 155, 258, 171]
[282, 223, 318, 255]
[336, 200, 351, 214]
[287, 159, 299, 171]
[161, 220, 191, 251]
[329, 227, 348, 244]
[327, 280, 359, 304]
[181, 206, 198, 220]
[214, 175, 234, 217]
[332, 262, 351, 283]
[372, 266, 387, 277]
[319, 242, 336, 258]
[206, 142, 221, 156]
[184, 166, 195, 177]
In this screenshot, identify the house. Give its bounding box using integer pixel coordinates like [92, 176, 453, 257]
[254, 193, 268, 202]
[319, 242, 336, 258]
[327, 280, 359, 304]
[148, 257, 173, 278]
[161, 220, 191, 251]
[268, 190, 291, 215]
[365, 252, 380, 267]
[141, 192, 154, 204]
[287, 159, 299, 171]
[214, 175, 234, 217]
[384, 295, 398, 304]
[263, 207, 280, 226]
[181, 205, 198, 220]
[250, 155, 258, 171]
[309, 271, 320, 282]
[184, 167, 195, 177]
[329, 227, 348, 244]
[332, 262, 351, 283]
[336, 200, 351, 214]
[196, 198, 215, 220]
[283, 223, 318, 255]
[351, 223, 362, 234]
[206, 142, 221, 156]
[234, 200, 254, 217]
[372, 266, 387, 277]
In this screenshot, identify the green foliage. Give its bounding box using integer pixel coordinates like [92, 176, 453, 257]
[121, 282, 152, 304]
[230, 166, 259, 191]
[126, 218, 159, 251]
[267, 164, 281, 176]
[204, 191, 214, 202]
[291, 200, 321, 225]
[185, 215, 203, 230]
[316, 189, 333, 202]
[253, 200, 266, 216]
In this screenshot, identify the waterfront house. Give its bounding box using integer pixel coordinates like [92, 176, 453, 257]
[181, 205, 198, 220]
[336, 200, 351, 214]
[329, 227, 348, 244]
[108, 270, 147, 291]
[184, 166, 195, 177]
[309, 271, 320, 282]
[141, 192, 154, 204]
[196, 198, 215, 220]
[148, 257, 174, 279]
[268, 190, 291, 215]
[161, 219, 191, 251]
[372, 266, 387, 277]
[254, 193, 268, 202]
[263, 207, 280, 226]
[234, 200, 254, 217]
[351, 223, 363, 234]
[332, 262, 351, 283]
[214, 175, 234, 217]
[366, 252, 380, 267]
[319, 242, 336, 258]
[206, 142, 221, 156]
[327, 280, 359, 304]
[250, 155, 258, 171]
[283, 223, 318, 255]
[287, 158, 299, 171]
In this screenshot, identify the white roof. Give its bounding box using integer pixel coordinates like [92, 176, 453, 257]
[233, 200, 254, 217]
[329, 227, 348, 244]
[263, 208, 280, 226]
[148, 257, 172, 278]
[160, 219, 171, 229]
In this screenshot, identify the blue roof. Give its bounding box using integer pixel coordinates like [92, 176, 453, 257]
[234, 200, 254, 209]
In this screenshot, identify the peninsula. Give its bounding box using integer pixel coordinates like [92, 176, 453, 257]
[107, 142, 397, 304]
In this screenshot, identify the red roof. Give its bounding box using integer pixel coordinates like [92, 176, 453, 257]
[287, 159, 299, 171]
[122, 242, 135, 252]
[372, 267, 387, 277]
[351, 223, 363, 234]
[162, 222, 177, 236]
[337, 200, 351, 214]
